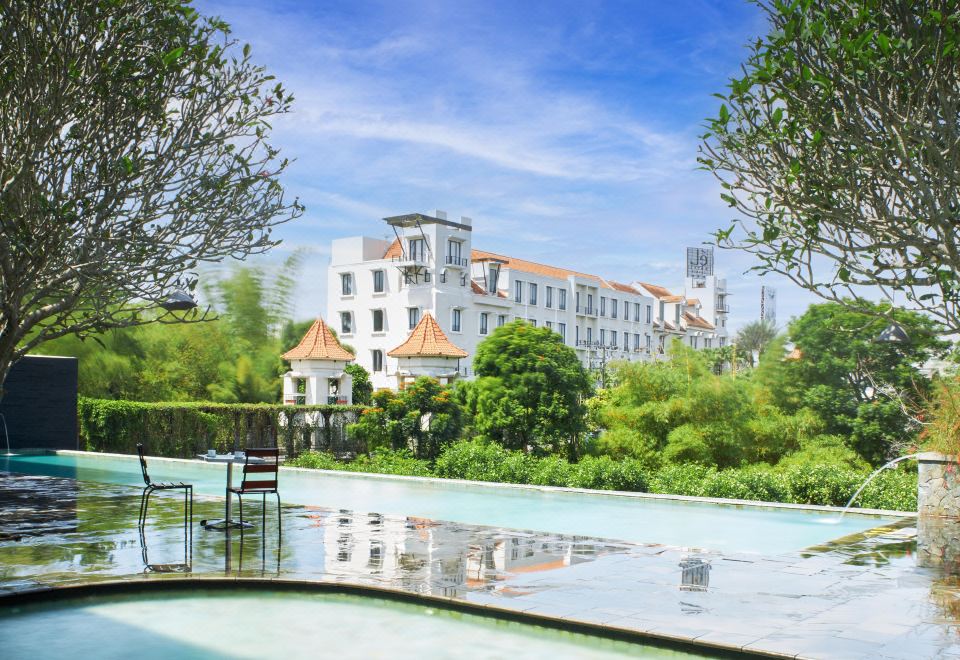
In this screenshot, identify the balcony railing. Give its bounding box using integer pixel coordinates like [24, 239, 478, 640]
[445, 255, 469, 267]
[716, 303, 730, 313]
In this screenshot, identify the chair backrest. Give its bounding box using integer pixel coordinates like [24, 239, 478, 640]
[136, 444, 151, 486]
[239, 447, 280, 491]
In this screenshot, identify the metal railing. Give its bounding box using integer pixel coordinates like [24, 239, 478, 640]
[445, 255, 468, 267]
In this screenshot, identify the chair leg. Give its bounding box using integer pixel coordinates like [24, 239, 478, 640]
[138, 487, 148, 527]
[143, 488, 154, 527]
[275, 492, 282, 537]
[237, 493, 244, 540]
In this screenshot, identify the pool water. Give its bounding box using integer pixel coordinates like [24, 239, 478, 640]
[0, 589, 711, 659]
[1, 453, 901, 554]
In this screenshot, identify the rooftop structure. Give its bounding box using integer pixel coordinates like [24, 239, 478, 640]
[328, 211, 729, 390]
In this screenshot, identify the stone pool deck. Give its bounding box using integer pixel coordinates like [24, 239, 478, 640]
[0, 471, 957, 659]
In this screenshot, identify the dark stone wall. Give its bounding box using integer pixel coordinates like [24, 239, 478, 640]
[0, 355, 78, 451]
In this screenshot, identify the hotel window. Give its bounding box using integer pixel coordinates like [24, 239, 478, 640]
[479, 312, 489, 335]
[528, 318, 537, 327]
[408, 238, 426, 261]
[498, 314, 507, 327]
[719, 336, 727, 347]
[340, 273, 353, 296]
[646, 304, 652, 323]
[372, 349, 383, 372]
[634, 303, 641, 322]
[529, 283, 538, 306]
[610, 330, 617, 347]
[447, 239, 462, 262]
[623, 332, 629, 351]
[545, 320, 553, 330]
[558, 323, 566, 342]
[659, 300, 665, 321]
[452, 308, 462, 332]
[600, 329, 606, 345]
[372, 309, 384, 332]
[636, 333, 643, 351]
[545, 286, 553, 308]
[575, 325, 580, 344]
[575, 291, 581, 312]
[408, 307, 420, 330]
[611, 299, 618, 319]
[515, 280, 523, 303]
[705, 338, 712, 348]
[586, 327, 593, 344]
[340, 311, 352, 335]
[424, 270, 431, 282]
[692, 336, 699, 349]
[587, 294, 594, 313]
[558, 289, 567, 310]
[373, 270, 385, 293]
[600, 297, 606, 316]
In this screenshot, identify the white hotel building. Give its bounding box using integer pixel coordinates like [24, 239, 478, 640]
[327, 212, 729, 391]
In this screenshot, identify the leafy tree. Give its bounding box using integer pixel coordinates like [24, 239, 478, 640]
[763, 301, 948, 463]
[345, 363, 373, 405]
[347, 378, 461, 459]
[0, 0, 302, 396]
[700, 1, 960, 332]
[461, 321, 593, 459]
[735, 319, 779, 366]
[593, 341, 824, 469]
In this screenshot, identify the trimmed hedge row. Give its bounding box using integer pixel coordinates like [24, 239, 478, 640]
[78, 397, 365, 458]
[290, 440, 918, 511]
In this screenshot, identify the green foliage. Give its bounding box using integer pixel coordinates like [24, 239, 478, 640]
[37, 260, 310, 404]
[735, 319, 779, 366]
[462, 320, 593, 458]
[699, 0, 960, 333]
[78, 397, 362, 458]
[920, 376, 960, 456]
[345, 363, 373, 405]
[347, 378, 462, 459]
[592, 341, 822, 469]
[770, 302, 947, 463]
[300, 438, 915, 511]
[290, 449, 431, 477]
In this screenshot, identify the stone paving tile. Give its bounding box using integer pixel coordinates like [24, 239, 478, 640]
[0, 471, 957, 659]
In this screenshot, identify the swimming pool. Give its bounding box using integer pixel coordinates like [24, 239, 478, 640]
[0, 587, 711, 659]
[1, 452, 903, 555]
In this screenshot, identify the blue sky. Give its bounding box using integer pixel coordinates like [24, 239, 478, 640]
[195, 0, 817, 330]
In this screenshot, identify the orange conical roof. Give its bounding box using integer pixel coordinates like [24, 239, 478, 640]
[282, 318, 355, 361]
[387, 313, 468, 358]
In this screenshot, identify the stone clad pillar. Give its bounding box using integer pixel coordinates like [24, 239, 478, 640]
[917, 452, 960, 570]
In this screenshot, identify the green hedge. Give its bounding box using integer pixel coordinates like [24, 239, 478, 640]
[292, 440, 917, 511]
[78, 397, 365, 458]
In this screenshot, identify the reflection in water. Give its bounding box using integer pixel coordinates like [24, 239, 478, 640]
[139, 527, 191, 574]
[0, 473, 77, 539]
[679, 557, 711, 592]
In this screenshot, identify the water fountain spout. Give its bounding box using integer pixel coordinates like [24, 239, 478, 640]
[839, 453, 919, 518]
[0, 412, 14, 456]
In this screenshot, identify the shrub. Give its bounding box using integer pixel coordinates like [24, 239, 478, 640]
[78, 397, 363, 458]
[433, 439, 512, 482]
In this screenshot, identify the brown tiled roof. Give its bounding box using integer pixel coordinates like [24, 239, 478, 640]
[662, 295, 685, 303]
[282, 318, 354, 361]
[609, 281, 642, 294]
[637, 283, 674, 299]
[387, 313, 468, 358]
[683, 312, 716, 330]
[383, 238, 402, 259]
[471, 249, 605, 286]
[471, 280, 486, 295]
[785, 348, 803, 361]
[686, 298, 700, 306]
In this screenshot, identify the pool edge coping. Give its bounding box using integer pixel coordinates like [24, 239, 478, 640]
[47, 449, 917, 519]
[0, 577, 802, 660]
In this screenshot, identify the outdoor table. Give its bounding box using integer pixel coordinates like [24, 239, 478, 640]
[197, 453, 264, 530]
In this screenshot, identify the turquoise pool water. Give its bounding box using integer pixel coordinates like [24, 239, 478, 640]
[0, 589, 710, 659]
[1, 452, 901, 554]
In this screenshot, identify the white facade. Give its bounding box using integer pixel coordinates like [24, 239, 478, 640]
[328, 212, 727, 390]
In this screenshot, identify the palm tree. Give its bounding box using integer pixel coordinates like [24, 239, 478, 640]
[735, 320, 778, 367]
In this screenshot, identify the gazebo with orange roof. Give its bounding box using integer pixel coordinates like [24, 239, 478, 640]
[281, 317, 355, 405]
[387, 313, 467, 388]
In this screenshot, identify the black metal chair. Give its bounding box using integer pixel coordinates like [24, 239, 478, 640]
[228, 447, 281, 539]
[137, 444, 192, 545]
